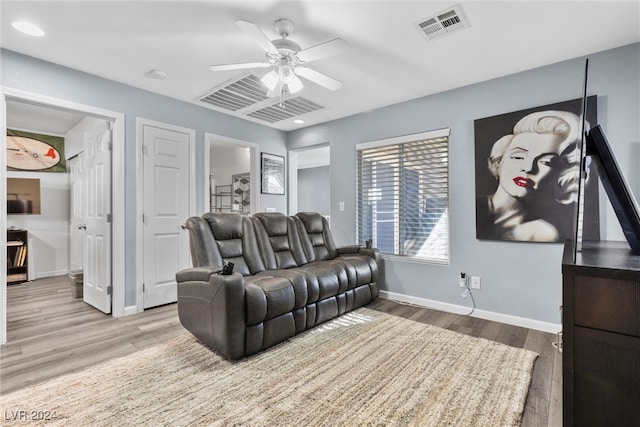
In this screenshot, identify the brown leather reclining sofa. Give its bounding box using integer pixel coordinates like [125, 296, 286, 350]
[176, 211, 380, 360]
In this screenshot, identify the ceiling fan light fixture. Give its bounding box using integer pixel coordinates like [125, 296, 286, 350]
[278, 63, 295, 84]
[261, 69, 279, 90]
[287, 75, 304, 94]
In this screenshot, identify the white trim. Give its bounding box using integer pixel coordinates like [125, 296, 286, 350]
[0, 93, 7, 344]
[356, 127, 450, 150]
[110, 111, 126, 317]
[1, 87, 126, 345]
[379, 290, 562, 334]
[288, 150, 298, 215]
[33, 270, 69, 279]
[123, 305, 139, 317]
[136, 118, 196, 313]
[204, 132, 259, 214]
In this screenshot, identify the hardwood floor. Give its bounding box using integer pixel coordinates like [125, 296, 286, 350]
[1, 276, 561, 426]
[1, 276, 184, 394]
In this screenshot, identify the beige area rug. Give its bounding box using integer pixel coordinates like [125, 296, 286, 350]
[0, 308, 537, 426]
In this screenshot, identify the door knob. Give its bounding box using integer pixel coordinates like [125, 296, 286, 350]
[181, 223, 187, 230]
[78, 224, 87, 230]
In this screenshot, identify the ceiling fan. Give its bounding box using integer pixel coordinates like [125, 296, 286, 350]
[210, 19, 347, 98]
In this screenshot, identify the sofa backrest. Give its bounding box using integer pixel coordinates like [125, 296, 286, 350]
[186, 211, 341, 273]
[252, 212, 308, 269]
[201, 212, 266, 276]
[294, 212, 338, 261]
[185, 215, 222, 267]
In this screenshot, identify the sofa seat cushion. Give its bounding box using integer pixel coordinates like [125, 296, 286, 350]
[244, 276, 295, 325]
[295, 261, 349, 301]
[254, 269, 309, 310]
[336, 255, 377, 288]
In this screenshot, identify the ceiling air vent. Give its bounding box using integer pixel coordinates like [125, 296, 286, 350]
[198, 73, 269, 111]
[247, 97, 325, 123]
[418, 4, 469, 41]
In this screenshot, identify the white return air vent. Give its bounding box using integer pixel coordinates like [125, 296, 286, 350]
[198, 73, 269, 111]
[197, 73, 325, 123]
[417, 4, 470, 41]
[247, 97, 324, 123]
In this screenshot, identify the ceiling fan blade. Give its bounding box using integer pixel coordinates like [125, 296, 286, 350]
[235, 20, 279, 55]
[297, 38, 347, 63]
[295, 67, 342, 91]
[209, 62, 271, 71]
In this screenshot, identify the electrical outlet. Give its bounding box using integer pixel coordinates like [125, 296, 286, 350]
[339, 201, 345, 211]
[461, 289, 470, 299]
[459, 273, 467, 288]
[471, 276, 481, 290]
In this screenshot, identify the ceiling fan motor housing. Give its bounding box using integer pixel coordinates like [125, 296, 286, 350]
[274, 18, 295, 37]
[272, 39, 301, 56]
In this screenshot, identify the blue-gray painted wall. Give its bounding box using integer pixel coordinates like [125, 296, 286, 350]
[3, 44, 638, 325]
[288, 43, 640, 325]
[298, 166, 330, 215]
[1, 48, 288, 306]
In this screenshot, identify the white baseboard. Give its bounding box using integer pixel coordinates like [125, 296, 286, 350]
[379, 290, 561, 334]
[34, 270, 68, 280]
[122, 305, 141, 317]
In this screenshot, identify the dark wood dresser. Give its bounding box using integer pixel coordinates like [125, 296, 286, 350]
[562, 240, 640, 426]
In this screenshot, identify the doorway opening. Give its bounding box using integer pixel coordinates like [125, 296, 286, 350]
[289, 144, 330, 221]
[205, 133, 259, 215]
[1, 89, 126, 344]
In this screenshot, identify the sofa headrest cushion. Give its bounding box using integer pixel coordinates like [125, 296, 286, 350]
[255, 212, 288, 236]
[296, 212, 324, 234]
[204, 212, 243, 240]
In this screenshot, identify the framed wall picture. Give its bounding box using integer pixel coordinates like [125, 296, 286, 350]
[474, 96, 599, 243]
[261, 153, 285, 195]
[6, 129, 66, 172]
[7, 177, 41, 214]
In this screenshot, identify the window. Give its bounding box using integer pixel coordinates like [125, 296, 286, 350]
[356, 129, 450, 262]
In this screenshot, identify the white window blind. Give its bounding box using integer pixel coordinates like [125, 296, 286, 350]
[356, 130, 449, 262]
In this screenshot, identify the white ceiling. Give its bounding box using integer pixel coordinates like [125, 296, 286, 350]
[1, 1, 639, 132]
[6, 100, 86, 135]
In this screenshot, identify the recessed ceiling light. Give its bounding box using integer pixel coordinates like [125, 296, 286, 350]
[144, 69, 168, 80]
[293, 119, 305, 124]
[10, 20, 45, 37]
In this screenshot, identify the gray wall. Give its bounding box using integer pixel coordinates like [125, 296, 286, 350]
[2, 48, 288, 306]
[298, 166, 330, 215]
[288, 43, 640, 326]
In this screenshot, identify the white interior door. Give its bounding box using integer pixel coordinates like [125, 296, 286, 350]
[83, 122, 112, 314]
[142, 124, 191, 309]
[68, 152, 85, 273]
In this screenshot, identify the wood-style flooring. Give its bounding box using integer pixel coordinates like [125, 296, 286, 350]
[1, 276, 561, 426]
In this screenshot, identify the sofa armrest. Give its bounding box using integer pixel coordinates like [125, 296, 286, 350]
[357, 247, 381, 261]
[337, 245, 362, 255]
[176, 265, 222, 282]
[176, 268, 246, 360]
[337, 245, 381, 263]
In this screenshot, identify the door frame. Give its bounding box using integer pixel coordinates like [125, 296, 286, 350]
[204, 132, 259, 215]
[288, 143, 331, 215]
[135, 118, 196, 312]
[0, 86, 126, 345]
